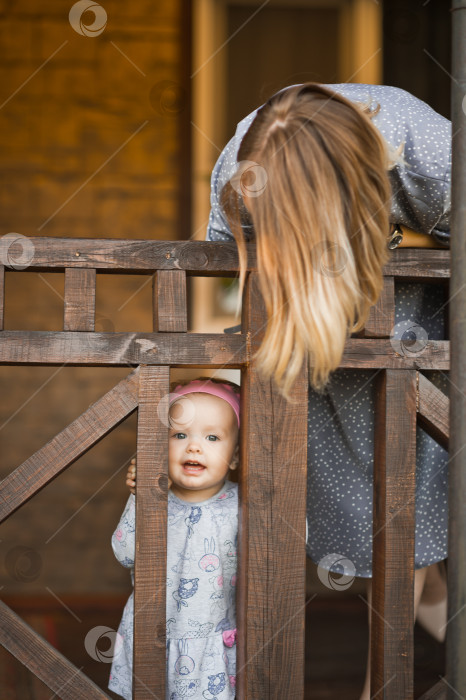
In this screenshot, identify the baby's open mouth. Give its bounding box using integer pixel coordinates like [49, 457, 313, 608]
[183, 461, 206, 472]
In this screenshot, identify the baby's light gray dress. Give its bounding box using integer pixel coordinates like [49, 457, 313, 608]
[109, 481, 238, 700]
[207, 84, 450, 577]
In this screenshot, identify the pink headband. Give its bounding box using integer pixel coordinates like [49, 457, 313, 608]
[170, 380, 240, 427]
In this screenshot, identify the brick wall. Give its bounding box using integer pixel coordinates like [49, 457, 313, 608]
[0, 0, 190, 596]
[0, 0, 190, 239]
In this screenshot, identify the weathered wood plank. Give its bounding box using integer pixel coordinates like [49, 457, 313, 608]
[0, 237, 253, 274]
[0, 333, 448, 369]
[371, 370, 417, 699]
[448, 10, 466, 692]
[237, 271, 307, 699]
[0, 331, 246, 366]
[417, 372, 449, 450]
[134, 366, 169, 699]
[0, 264, 4, 330]
[0, 238, 450, 279]
[340, 339, 449, 370]
[0, 600, 110, 699]
[153, 270, 187, 332]
[64, 268, 96, 331]
[384, 249, 450, 279]
[364, 276, 395, 338]
[0, 369, 139, 523]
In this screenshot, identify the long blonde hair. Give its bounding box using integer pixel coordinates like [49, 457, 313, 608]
[221, 83, 392, 400]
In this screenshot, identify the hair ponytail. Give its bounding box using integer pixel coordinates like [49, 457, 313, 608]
[221, 84, 391, 400]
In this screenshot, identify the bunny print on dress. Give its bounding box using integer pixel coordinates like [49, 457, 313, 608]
[174, 639, 196, 676]
[198, 538, 220, 573]
[172, 546, 197, 575]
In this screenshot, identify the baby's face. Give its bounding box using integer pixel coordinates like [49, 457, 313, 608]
[168, 393, 239, 502]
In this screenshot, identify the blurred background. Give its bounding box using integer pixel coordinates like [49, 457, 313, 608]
[0, 0, 450, 697]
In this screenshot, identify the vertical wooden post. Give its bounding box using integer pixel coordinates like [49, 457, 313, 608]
[63, 268, 96, 331]
[448, 1, 466, 695]
[134, 365, 170, 699]
[0, 264, 4, 330]
[364, 276, 395, 338]
[371, 369, 417, 699]
[153, 270, 187, 332]
[237, 271, 308, 699]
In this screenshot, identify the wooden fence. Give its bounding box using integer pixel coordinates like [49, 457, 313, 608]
[0, 238, 455, 699]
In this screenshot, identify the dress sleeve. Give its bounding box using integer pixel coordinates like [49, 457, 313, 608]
[206, 134, 238, 242]
[112, 494, 136, 568]
[206, 111, 259, 242]
[320, 84, 451, 242]
[382, 88, 451, 243]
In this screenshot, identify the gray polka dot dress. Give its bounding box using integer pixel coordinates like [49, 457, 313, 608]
[206, 84, 451, 577]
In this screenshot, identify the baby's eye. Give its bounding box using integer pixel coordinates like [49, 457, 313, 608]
[172, 432, 187, 440]
[206, 435, 219, 442]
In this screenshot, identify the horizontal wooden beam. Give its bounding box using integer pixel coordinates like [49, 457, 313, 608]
[0, 334, 447, 369]
[0, 368, 139, 523]
[340, 339, 449, 370]
[0, 237, 253, 275]
[0, 600, 110, 699]
[0, 331, 247, 366]
[417, 372, 449, 450]
[384, 249, 450, 279]
[0, 238, 450, 278]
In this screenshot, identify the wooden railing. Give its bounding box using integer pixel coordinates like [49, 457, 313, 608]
[0, 238, 455, 699]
